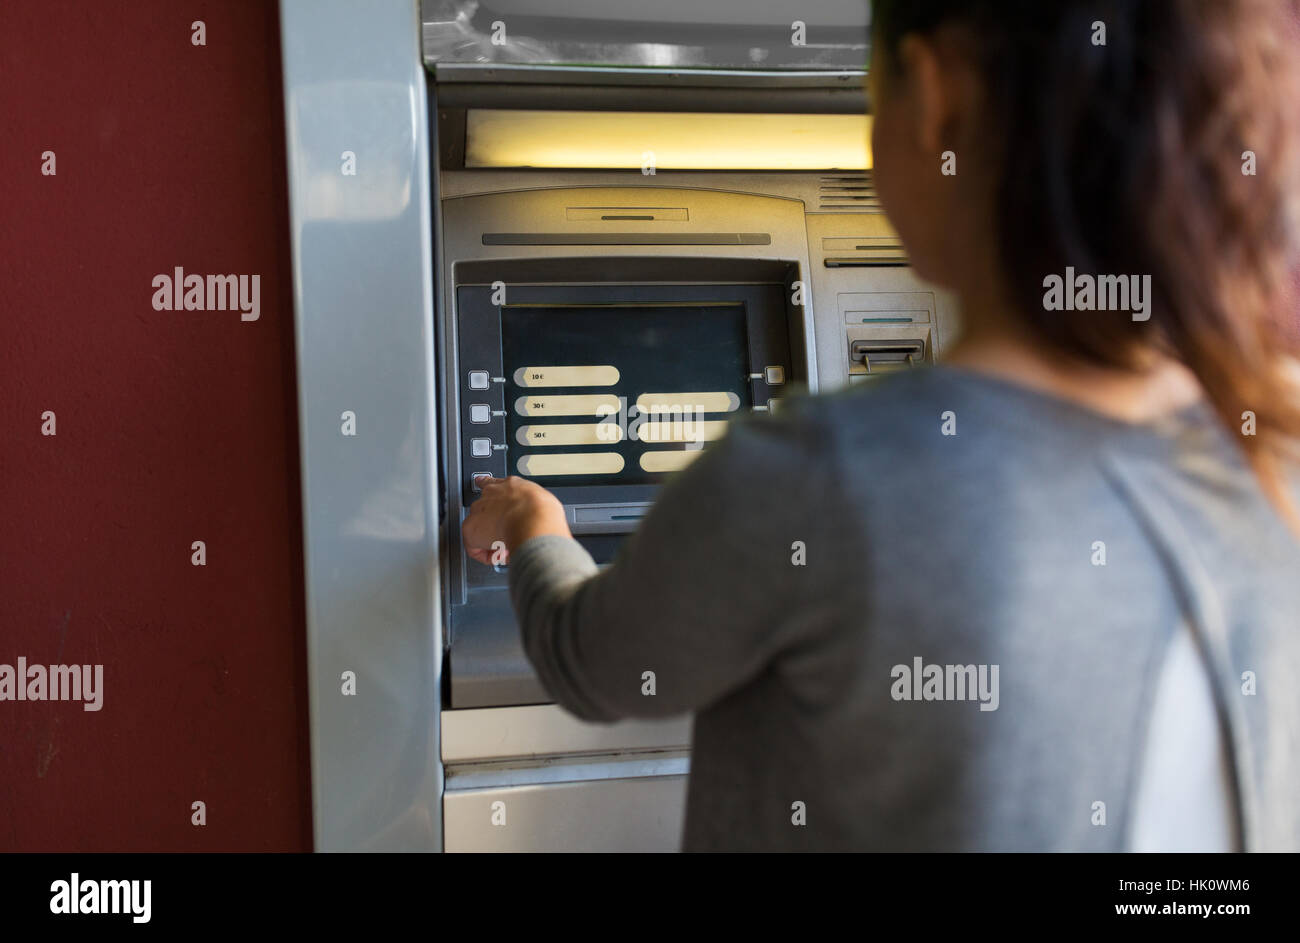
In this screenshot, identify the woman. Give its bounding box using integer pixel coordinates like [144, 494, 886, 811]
[462, 0, 1300, 851]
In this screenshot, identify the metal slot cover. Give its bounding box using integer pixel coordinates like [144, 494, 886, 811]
[850, 339, 926, 374]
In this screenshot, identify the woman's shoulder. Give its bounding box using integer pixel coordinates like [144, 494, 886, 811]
[739, 364, 1254, 496]
[752, 365, 1024, 459]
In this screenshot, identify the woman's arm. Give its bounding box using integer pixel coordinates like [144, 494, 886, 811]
[461, 399, 851, 721]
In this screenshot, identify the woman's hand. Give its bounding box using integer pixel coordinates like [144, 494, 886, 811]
[461, 476, 572, 566]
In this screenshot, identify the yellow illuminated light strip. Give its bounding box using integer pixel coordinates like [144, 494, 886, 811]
[513, 365, 620, 388]
[467, 110, 872, 171]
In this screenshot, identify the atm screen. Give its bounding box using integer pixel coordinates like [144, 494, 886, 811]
[501, 303, 751, 487]
[455, 281, 794, 506]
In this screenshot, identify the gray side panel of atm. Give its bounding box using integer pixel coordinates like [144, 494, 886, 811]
[280, 0, 443, 851]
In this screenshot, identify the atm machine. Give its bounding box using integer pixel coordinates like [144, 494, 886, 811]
[281, 0, 956, 852]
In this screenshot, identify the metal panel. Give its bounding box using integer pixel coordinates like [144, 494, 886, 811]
[421, 0, 869, 77]
[280, 0, 443, 851]
[442, 704, 691, 763]
[804, 213, 961, 391]
[444, 777, 689, 852]
[436, 168, 867, 207]
[433, 65, 869, 88]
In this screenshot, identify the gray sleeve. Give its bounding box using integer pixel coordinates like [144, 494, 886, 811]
[507, 396, 850, 721]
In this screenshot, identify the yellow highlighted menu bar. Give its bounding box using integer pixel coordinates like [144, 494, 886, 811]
[517, 453, 625, 477]
[638, 419, 729, 444]
[516, 424, 622, 447]
[636, 392, 742, 414]
[513, 365, 620, 388]
[515, 393, 621, 417]
[640, 450, 704, 473]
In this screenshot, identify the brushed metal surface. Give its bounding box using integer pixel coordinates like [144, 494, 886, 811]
[281, 0, 443, 851]
[444, 776, 689, 852]
[443, 703, 691, 763]
[421, 0, 870, 76]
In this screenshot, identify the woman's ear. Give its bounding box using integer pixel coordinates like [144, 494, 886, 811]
[895, 33, 961, 158]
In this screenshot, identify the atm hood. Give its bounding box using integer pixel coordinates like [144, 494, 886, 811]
[421, 0, 870, 87]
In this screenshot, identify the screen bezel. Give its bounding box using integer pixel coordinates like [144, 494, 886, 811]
[455, 281, 798, 510]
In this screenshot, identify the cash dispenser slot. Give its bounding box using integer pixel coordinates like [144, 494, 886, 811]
[849, 339, 925, 375]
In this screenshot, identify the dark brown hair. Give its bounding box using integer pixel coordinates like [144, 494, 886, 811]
[873, 0, 1300, 520]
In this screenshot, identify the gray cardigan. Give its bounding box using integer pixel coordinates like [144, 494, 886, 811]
[507, 365, 1300, 851]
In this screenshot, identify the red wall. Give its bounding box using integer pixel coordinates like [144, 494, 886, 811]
[0, 0, 312, 851]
